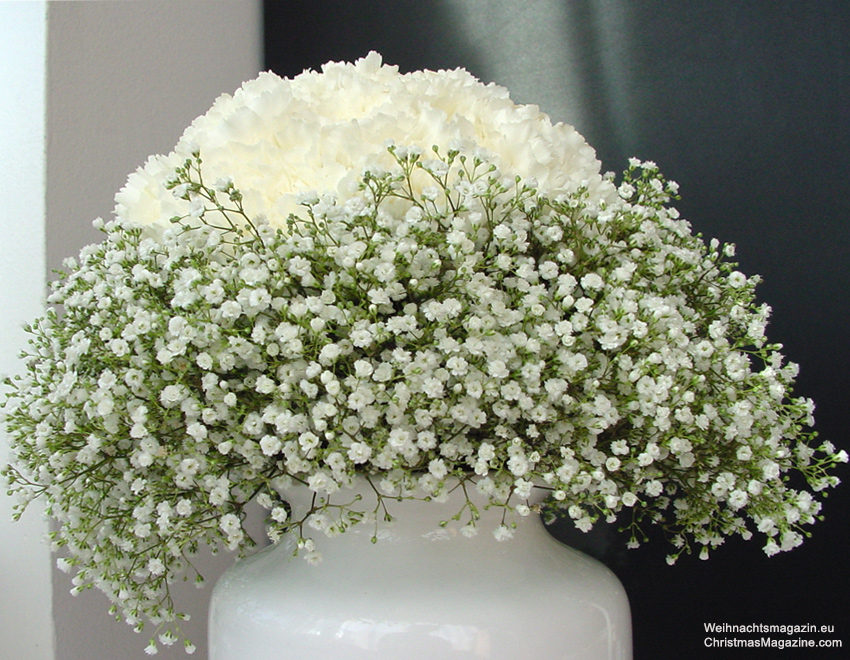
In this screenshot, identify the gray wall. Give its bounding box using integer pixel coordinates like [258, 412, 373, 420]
[40, 2, 259, 659]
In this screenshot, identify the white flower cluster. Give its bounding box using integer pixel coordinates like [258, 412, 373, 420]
[2, 57, 845, 654]
[114, 51, 609, 230]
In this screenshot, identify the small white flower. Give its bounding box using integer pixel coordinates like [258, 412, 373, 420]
[260, 435, 282, 456]
[488, 360, 510, 379]
[620, 493, 638, 507]
[461, 524, 478, 538]
[507, 454, 529, 477]
[493, 525, 514, 541]
[644, 481, 663, 497]
[580, 273, 604, 290]
[159, 385, 187, 408]
[428, 458, 448, 479]
[186, 422, 207, 440]
[763, 539, 780, 557]
[347, 442, 372, 464]
[736, 445, 753, 461]
[219, 300, 242, 320]
[307, 471, 337, 494]
[219, 513, 241, 536]
[180, 458, 200, 476]
[353, 360, 374, 378]
[209, 486, 229, 506]
[176, 499, 193, 516]
[728, 489, 748, 510]
[513, 479, 533, 499]
[762, 461, 781, 481]
[197, 352, 214, 370]
[728, 271, 747, 288]
[147, 558, 165, 576]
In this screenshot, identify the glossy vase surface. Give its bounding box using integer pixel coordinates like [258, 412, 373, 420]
[209, 478, 632, 659]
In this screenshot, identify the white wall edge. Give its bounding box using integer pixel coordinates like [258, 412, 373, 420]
[0, 1, 54, 658]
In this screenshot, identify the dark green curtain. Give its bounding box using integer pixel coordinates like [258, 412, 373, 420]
[264, 3, 850, 658]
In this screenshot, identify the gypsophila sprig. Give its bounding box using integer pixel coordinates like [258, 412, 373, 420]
[3, 54, 845, 655]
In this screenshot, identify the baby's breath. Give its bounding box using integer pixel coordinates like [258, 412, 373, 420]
[4, 75, 846, 657]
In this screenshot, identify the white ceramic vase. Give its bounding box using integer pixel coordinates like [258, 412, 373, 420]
[209, 477, 632, 659]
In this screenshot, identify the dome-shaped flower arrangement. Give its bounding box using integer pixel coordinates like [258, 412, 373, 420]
[3, 53, 845, 653]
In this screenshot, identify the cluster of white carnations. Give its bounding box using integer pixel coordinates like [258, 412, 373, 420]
[2, 54, 845, 654]
[113, 52, 610, 232]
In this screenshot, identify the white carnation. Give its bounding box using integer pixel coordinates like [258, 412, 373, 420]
[115, 52, 610, 230]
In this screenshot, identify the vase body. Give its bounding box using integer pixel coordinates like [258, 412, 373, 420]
[209, 478, 632, 659]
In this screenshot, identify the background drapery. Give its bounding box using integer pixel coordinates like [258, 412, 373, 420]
[265, 2, 849, 658]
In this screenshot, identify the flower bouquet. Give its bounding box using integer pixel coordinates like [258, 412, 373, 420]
[3, 53, 845, 654]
